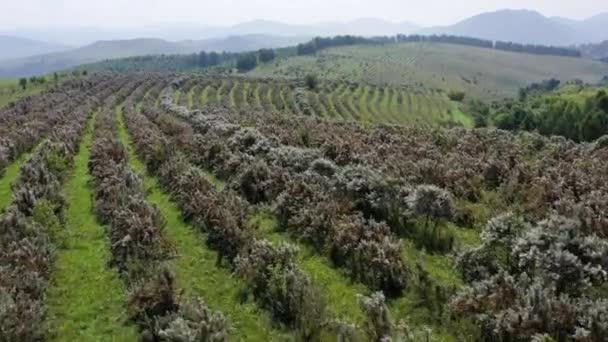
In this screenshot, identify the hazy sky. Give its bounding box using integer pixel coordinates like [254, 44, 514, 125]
[2, 0, 608, 30]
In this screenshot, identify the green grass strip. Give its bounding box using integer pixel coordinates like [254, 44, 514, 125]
[187, 86, 196, 109]
[228, 81, 237, 109]
[0, 153, 30, 211]
[200, 84, 210, 107]
[46, 112, 138, 342]
[173, 90, 181, 105]
[116, 107, 289, 341]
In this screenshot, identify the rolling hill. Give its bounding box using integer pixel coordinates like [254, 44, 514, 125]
[0, 38, 189, 78]
[0, 35, 70, 61]
[179, 34, 310, 53]
[559, 13, 608, 43]
[0, 35, 309, 77]
[249, 41, 608, 99]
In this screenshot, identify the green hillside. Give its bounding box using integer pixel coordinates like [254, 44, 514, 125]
[179, 76, 473, 127]
[250, 42, 608, 100]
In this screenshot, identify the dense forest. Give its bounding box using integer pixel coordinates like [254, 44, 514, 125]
[473, 80, 608, 142]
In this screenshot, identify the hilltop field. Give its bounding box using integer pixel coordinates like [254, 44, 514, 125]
[250, 42, 608, 100]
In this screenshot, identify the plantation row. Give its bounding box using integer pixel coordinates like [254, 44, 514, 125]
[0, 75, 128, 340]
[180, 76, 460, 126]
[157, 78, 476, 339]
[0, 77, 119, 176]
[87, 79, 232, 340]
[127, 75, 382, 340]
[1, 73, 606, 341]
[163, 75, 608, 341]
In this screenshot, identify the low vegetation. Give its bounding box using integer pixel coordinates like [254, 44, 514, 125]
[1, 29, 608, 340]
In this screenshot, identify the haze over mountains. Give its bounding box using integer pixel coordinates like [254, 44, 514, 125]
[1, 9, 608, 77]
[0, 36, 70, 61]
[422, 10, 608, 45]
[0, 35, 310, 77]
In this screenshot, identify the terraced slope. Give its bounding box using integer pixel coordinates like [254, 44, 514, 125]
[185, 76, 470, 127]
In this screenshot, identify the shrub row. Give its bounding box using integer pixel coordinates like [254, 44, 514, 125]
[0, 76, 118, 341]
[0, 76, 119, 175]
[123, 92, 334, 339]
[154, 83, 413, 296]
[88, 81, 229, 340]
[222, 108, 608, 237]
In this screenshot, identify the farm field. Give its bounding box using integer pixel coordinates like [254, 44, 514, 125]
[250, 42, 608, 100]
[179, 76, 472, 127]
[0, 72, 607, 342]
[0, 78, 52, 107]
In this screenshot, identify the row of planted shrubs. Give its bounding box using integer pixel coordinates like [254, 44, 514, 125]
[151, 75, 470, 340]
[0, 76, 116, 176]
[232, 105, 608, 239]
[124, 85, 345, 340]
[162, 75, 608, 340]
[143, 76, 470, 340]
[156, 83, 419, 296]
[0, 77, 113, 340]
[88, 79, 229, 341]
[186, 76, 424, 120]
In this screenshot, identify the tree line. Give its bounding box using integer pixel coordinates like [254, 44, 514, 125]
[297, 34, 582, 58]
[82, 48, 278, 74]
[82, 34, 582, 75]
[478, 80, 608, 142]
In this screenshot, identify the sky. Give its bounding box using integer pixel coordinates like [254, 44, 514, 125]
[1, 0, 608, 30]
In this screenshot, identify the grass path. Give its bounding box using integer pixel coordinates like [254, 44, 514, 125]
[216, 80, 226, 104]
[200, 84, 210, 107]
[46, 113, 138, 342]
[241, 82, 251, 109]
[341, 86, 360, 120]
[362, 86, 379, 122]
[0, 153, 31, 211]
[116, 107, 289, 341]
[187, 86, 196, 109]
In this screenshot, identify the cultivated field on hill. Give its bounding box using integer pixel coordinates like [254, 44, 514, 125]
[174, 76, 472, 127]
[250, 42, 608, 100]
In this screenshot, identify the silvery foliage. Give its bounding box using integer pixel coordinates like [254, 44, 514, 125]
[156, 299, 229, 342]
[512, 216, 608, 293]
[454, 213, 608, 340]
[308, 158, 338, 177]
[407, 184, 454, 223]
[228, 127, 273, 156]
[267, 145, 321, 172]
[359, 292, 393, 342]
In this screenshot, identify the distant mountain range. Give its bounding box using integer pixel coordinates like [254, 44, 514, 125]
[422, 10, 608, 46]
[0, 35, 70, 61]
[2, 18, 420, 47]
[2, 9, 608, 77]
[213, 18, 419, 39]
[0, 35, 311, 77]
